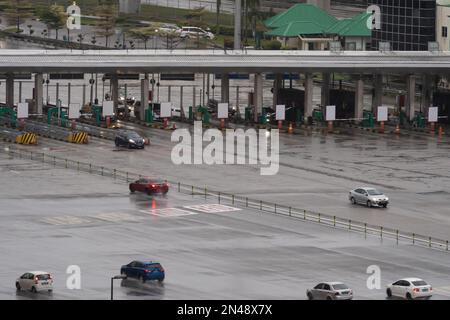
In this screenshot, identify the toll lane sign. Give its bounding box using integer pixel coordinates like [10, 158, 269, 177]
[428, 107, 438, 123]
[325, 105, 336, 121]
[276, 105, 285, 121]
[377, 106, 388, 122]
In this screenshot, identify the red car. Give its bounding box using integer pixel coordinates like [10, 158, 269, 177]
[129, 178, 169, 195]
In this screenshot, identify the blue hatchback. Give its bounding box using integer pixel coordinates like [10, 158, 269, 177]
[120, 260, 165, 283]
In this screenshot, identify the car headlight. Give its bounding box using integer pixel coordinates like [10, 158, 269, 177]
[129, 139, 135, 143]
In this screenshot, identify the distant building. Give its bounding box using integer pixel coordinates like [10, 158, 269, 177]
[368, 0, 436, 51]
[436, 0, 450, 50]
[264, 4, 371, 50]
[119, 0, 140, 14]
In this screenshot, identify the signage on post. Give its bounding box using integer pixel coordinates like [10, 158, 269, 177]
[103, 101, 114, 117]
[17, 103, 29, 119]
[276, 105, 285, 121]
[218, 103, 229, 119]
[160, 102, 172, 118]
[428, 106, 438, 123]
[325, 105, 336, 121]
[68, 104, 80, 119]
[377, 106, 388, 122]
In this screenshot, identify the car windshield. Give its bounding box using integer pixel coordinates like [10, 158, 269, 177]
[367, 189, 383, 195]
[36, 274, 51, 280]
[145, 263, 162, 269]
[412, 280, 427, 286]
[332, 284, 349, 290]
[127, 132, 141, 139]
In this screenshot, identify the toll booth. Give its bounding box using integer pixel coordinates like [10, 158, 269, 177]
[433, 91, 450, 124]
[276, 88, 305, 123]
[329, 89, 355, 119]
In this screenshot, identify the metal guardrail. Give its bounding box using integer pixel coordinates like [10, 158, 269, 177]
[2, 147, 449, 253]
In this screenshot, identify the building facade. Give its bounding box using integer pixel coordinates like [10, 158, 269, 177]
[436, 0, 450, 51]
[369, 0, 437, 51]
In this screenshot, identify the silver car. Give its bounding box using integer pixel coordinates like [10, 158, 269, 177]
[349, 187, 389, 208]
[307, 282, 353, 300]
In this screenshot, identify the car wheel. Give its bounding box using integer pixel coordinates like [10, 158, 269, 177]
[48, 289, 53, 293]
[383, 204, 388, 208]
[386, 288, 392, 298]
[15, 282, 21, 291]
[115, 139, 120, 147]
[31, 286, 37, 293]
[307, 292, 313, 300]
[406, 293, 413, 300]
[367, 201, 372, 208]
[350, 197, 356, 205]
[326, 296, 333, 300]
[129, 186, 135, 193]
[146, 189, 153, 196]
[142, 277, 146, 284]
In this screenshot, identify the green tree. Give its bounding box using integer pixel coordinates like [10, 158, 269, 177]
[216, 0, 221, 31]
[127, 27, 158, 49]
[2, 0, 33, 32]
[244, 0, 260, 44]
[95, 3, 118, 47]
[36, 4, 66, 40]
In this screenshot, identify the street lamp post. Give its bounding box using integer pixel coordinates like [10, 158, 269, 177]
[110, 275, 127, 300]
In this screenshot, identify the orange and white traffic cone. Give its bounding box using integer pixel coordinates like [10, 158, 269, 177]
[395, 124, 400, 134]
[379, 121, 385, 134]
[172, 122, 177, 130]
[439, 126, 444, 136]
[287, 122, 293, 134]
[327, 121, 333, 133]
[430, 122, 435, 135]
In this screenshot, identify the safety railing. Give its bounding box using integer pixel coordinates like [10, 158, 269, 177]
[3, 147, 449, 253]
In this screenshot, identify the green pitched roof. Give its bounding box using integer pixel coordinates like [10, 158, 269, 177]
[326, 12, 372, 37]
[264, 4, 338, 30]
[265, 21, 327, 37]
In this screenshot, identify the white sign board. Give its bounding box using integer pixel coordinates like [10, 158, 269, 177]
[103, 101, 114, 117]
[68, 104, 80, 119]
[325, 105, 336, 121]
[217, 103, 229, 119]
[428, 106, 438, 123]
[377, 106, 388, 122]
[17, 102, 29, 119]
[276, 105, 285, 121]
[160, 102, 172, 118]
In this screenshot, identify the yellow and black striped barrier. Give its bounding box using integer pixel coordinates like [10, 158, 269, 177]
[16, 132, 37, 145]
[67, 132, 89, 144]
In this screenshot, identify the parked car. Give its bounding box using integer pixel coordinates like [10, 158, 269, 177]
[179, 26, 214, 39]
[349, 187, 389, 208]
[158, 23, 181, 34]
[115, 130, 146, 149]
[306, 282, 353, 300]
[16, 271, 53, 293]
[120, 260, 165, 283]
[386, 278, 432, 300]
[129, 178, 169, 195]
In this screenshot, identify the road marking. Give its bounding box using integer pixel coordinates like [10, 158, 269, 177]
[140, 208, 198, 217]
[183, 204, 241, 213]
[94, 213, 144, 222]
[41, 216, 91, 226]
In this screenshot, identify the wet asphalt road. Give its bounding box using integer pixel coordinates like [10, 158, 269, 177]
[11, 120, 450, 240]
[1, 153, 450, 300]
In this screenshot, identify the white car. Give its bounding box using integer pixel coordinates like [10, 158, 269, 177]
[349, 187, 389, 208]
[179, 27, 214, 40]
[387, 278, 432, 300]
[16, 271, 53, 293]
[157, 23, 181, 34]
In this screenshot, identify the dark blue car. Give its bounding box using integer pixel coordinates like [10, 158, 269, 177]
[120, 260, 165, 283]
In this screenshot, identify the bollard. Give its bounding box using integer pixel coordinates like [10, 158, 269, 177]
[178, 182, 180, 192]
[333, 216, 336, 227]
[65, 159, 68, 168]
[246, 198, 248, 207]
[42, 153, 45, 163]
[380, 226, 383, 238]
[77, 161, 80, 171]
[275, 204, 277, 214]
[429, 237, 432, 248]
[289, 207, 292, 216]
[218, 192, 221, 204]
[446, 240, 448, 251]
[232, 195, 235, 205]
[54, 156, 56, 166]
[191, 185, 194, 195]
[349, 220, 351, 230]
[304, 210, 306, 220]
[260, 201, 262, 210]
[364, 223, 367, 235]
[101, 167, 104, 176]
[113, 169, 116, 179]
[412, 233, 415, 244]
[318, 213, 321, 223]
[396, 230, 399, 244]
[204, 187, 207, 199]
[126, 172, 129, 182]
[89, 163, 92, 173]
[30, 151, 33, 160]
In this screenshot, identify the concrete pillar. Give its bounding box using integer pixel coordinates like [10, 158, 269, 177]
[180, 86, 184, 119]
[111, 74, 119, 112]
[304, 73, 314, 121]
[34, 73, 43, 114]
[82, 84, 86, 107]
[234, 0, 241, 50]
[6, 74, 14, 108]
[168, 85, 172, 102]
[421, 74, 432, 114]
[193, 86, 196, 108]
[18, 81, 22, 103]
[236, 86, 240, 117]
[321, 73, 331, 107]
[273, 74, 283, 108]
[406, 74, 416, 121]
[254, 73, 263, 123]
[221, 74, 229, 103]
[140, 77, 149, 121]
[355, 76, 364, 120]
[56, 83, 60, 103]
[206, 74, 210, 103]
[68, 82, 71, 106]
[372, 74, 383, 112]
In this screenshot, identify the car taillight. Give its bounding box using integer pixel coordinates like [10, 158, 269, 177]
[144, 269, 149, 273]
[151, 184, 155, 188]
[34, 277, 39, 284]
[430, 287, 433, 291]
[335, 292, 340, 296]
[413, 288, 420, 293]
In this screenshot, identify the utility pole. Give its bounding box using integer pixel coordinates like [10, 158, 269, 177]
[234, 0, 241, 50]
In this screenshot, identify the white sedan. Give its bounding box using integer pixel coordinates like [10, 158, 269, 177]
[16, 271, 53, 293]
[387, 278, 432, 300]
